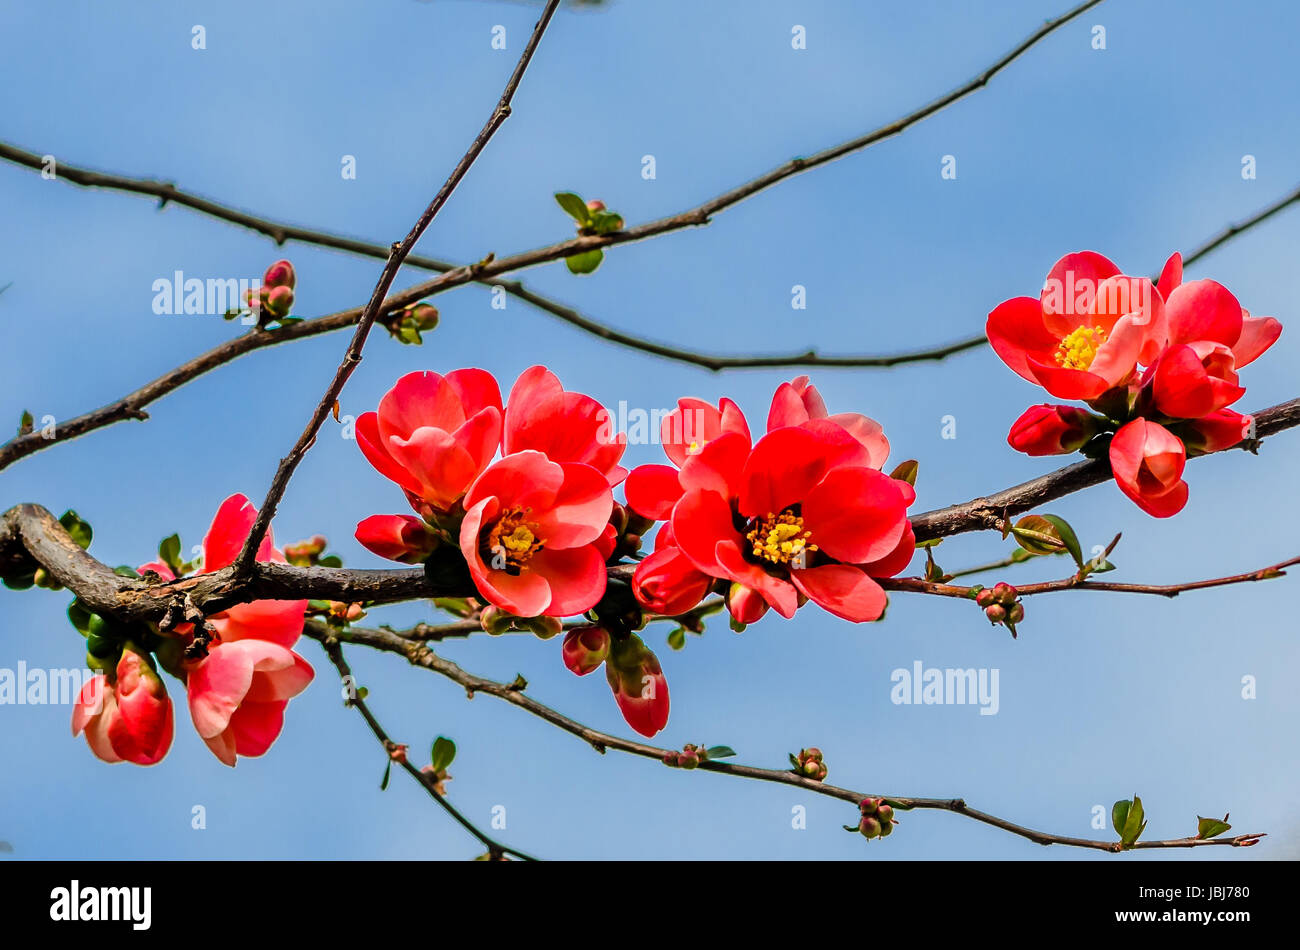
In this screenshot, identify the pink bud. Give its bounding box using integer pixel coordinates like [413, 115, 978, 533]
[264, 285, 294, 317]
[263, 259, 296, 289]
[562, 626, 610, 676]
[727, 583, 769, 625]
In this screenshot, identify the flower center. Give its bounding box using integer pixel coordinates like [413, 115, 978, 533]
[746, 509, 816, 566]
[1054, 325, 1108, 371]
[484, 507, 544, 572]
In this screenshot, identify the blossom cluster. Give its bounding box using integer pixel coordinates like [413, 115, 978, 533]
[989, 251, 1281, 516]
[73, 495, 313, 766]
[352, 368, 914, 736]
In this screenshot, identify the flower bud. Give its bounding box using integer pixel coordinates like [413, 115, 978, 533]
[1007, 404, 1102, 456]
[984, 604, 1007, 624]
[605, 633, 670, 737]
[355, 514, 439, 565]
[522, 615, 563, 640]
[1008, 602, 1024, 624]
[561, 626, 610, 676]
[405, 303, 439, 332]
[859, 817, 882, 839]
[263, 259, 296, 290]
[727, 582, 769, 626]
[860, 797, 879, 815]
[264, 285, 294, 317]
[479, 605, 515, 635]
[876, 803, 894, 823]
[679, 750, 700, 770]
[586, 199, 606, 213]
[975, 588, 997, 608]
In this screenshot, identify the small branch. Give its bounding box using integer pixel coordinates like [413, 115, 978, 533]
[0, 1, 1124, 476]
[302, 620, 1264, 853]
[910, 398, 1300, 543]
[231, 0, 562, 577]
[315, 632, 535, 861]
[880, 554, 1300, 600]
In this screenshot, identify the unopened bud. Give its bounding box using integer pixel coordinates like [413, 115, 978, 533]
[859, 817, 882, 839]
[479, 605, 515, 635]
[264, 285, 294, 317]
[263, 259, 296, 289]
[985, 604, 1007, 624]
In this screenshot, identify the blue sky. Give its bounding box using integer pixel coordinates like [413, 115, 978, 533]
[1, 0, 1297, 860]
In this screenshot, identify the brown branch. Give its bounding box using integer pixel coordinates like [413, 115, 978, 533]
[909, 397, 1300, 543]
[879, 554, 1300, 600]
[315, 631, 536, 860]
[0, 142, 985, 373]
[0, 1, 1120, 476]
[231, 0, 563, 577]
[0, 2, 1103, 376]
[302, 620, 1264, 853]
[3, 399, 1297, 626]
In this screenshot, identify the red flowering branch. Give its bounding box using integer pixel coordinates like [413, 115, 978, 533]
[314, 631, 536, 861]
[230, 0, 563, 578]
[301, 620, 1264, 853]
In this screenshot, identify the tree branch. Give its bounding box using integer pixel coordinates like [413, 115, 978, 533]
[315, 631, 536, 860]
[231, 0, 563, 577]
[302, 620, 1265, 853]
[3, 399, 1297, 625]
[909, 398, 1300, 543]
[0, 1, 1103, 376]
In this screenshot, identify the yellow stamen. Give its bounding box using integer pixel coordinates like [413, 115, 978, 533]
[746, 509, 817, 565]
[485, 507, 544, 570]
[1054, 325, 1108, 371]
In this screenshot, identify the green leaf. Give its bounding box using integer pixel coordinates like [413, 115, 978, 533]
[1196, 814, 1232, 839]
[788, 752, 802, 770]
[18, 410, 33, 436]
[433, 597, 475, 618]
[1112, 795, 1147, 846]
[59, 510, 93, 549]
[396, 324, 423, 345]
[889, 459, 919, 486]
[565, 249, 604, 275]
[705, 745, 737, 759]
[1010, 547, 1038, 563]
[112, 565, 140, 579]
[317, 555, 343, 569]
[554, 191, 592, 225]
[1011, 515, 1066, 557]
[1040, 514, 1084, 569]
[667, 627, 686, 651]
[430, 736, 456, 773]
[158, 534, 182, 574]
[380, 759, 392, 791]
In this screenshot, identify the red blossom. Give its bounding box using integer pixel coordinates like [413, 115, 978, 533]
[459, 451, 613, 617]
[356, 369, 503, 514]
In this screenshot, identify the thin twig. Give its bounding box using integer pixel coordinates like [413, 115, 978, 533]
[0, 2, 1102, 376]
[316, 631, 536, 860]
[878, 554, 1300, 600]
[302, 620, 1264, 853]
[231, 0, 562, 577]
